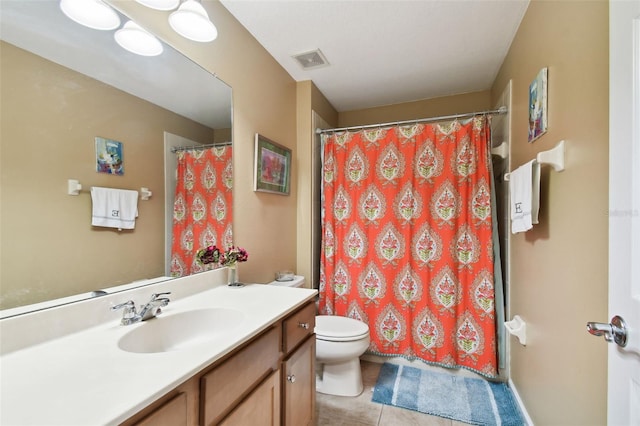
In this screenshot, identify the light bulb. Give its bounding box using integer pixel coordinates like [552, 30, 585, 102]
[114, 20, 164, 57]
[169, 0, 217, 42]
[60, 0, 120, 30]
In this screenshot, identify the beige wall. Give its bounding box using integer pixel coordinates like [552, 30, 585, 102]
[491, 1, 609, 424]
[0, 41, 213, 309]
[295, 81, 338, 286]
[112, 0, 299, 285]
[338, 91, 491, 127]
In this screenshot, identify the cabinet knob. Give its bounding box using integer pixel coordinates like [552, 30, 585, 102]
[287, 374, 296, 383]
[298, 322, 309, 330]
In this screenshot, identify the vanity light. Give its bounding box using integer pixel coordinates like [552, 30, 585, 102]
[169, 0, 218, 42]
[114, 20, 164, 57]
[134, 0, 180, 11]
[59, 0, 120, 31]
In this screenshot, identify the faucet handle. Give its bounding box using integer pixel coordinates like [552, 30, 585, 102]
[111, 300, 137, 317]
[150, 292, 171, 302]
[111, 300, 135, 311]
[111, 300, 139, 325]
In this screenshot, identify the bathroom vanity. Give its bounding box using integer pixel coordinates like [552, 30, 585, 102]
[123, 300, 316, 426]
[0, 270, 317, 425]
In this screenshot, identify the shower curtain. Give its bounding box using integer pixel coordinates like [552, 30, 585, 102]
[170, 146, 233, 277]
[318, 116, 499, 378]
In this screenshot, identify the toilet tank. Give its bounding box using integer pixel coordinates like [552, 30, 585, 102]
[268, 275, 305, 288]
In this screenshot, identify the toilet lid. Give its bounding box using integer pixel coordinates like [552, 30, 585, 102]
[315, 315, 370, 340]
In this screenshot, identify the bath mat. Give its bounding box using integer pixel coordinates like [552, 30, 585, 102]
[372, 363, 525, 426]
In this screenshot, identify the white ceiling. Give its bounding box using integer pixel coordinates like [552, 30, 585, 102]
[220, 0, 530, 112]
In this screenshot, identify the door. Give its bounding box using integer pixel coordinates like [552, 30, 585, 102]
[608, 1, 640, 424]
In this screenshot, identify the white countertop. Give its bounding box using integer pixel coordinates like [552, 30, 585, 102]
[0, 282, 316, 425]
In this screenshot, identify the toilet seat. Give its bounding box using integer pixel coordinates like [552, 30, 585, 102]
[315, 315, 370, 342]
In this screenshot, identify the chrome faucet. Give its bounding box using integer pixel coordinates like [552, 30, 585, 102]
[111, 292, 171, 325]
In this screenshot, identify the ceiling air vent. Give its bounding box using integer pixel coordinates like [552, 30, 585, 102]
[292, 49, 329, 70]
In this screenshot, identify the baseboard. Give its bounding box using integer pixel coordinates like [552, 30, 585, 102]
[508, 378, 534, 426]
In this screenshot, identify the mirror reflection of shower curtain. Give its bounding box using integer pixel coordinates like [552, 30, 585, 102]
[319, 116, 502, 378]
[170, 147, 233, 277]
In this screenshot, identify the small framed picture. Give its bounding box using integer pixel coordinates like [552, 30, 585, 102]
[528, 67, 548, 143]
[253, 133, 291, 195]
[95, 136, 124, 175]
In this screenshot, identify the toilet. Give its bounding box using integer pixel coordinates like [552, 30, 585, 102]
[314, 315, 370, 396]
[269, 276, 371, 397]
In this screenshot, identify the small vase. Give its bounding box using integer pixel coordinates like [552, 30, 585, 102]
[227, 264, 240, 287]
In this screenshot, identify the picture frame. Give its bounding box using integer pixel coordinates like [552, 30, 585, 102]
[95, 136, 124, 175]
[253, 133, 291, 195]
[528, 67, 548, 143]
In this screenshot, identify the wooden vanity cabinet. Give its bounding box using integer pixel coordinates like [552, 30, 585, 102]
[134, 392, 189, 426]
[281, 302, 316, 426]
[218, 370, 280, 426]
[123, 377, 199, 426]
[121, 299, 316, 426]
[201, 326, 280, 425]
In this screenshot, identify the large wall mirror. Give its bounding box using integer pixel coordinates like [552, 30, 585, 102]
[0, 0, 232, 315]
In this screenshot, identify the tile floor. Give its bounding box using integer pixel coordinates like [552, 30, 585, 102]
[315, 361, 471, 426]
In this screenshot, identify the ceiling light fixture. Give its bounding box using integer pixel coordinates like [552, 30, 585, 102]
[169, 0, 217, 42]
[134, 0, 180, 11]
[114, 20, 164, 57]
[59, 0, 120, 30]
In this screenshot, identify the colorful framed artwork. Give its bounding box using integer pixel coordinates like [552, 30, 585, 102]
[95, 137, 124, 175]
[253, 133, 291, 195]
[528, 67, 548, 143]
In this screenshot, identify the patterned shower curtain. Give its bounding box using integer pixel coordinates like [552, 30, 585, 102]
[170, 146, 233, 277]
[318, 116, 498, 378]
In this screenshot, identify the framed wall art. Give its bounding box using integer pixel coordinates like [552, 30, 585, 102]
[95, 136, 124, 175]
[253, 133, 291, 195]
[528, 67, 548, 143]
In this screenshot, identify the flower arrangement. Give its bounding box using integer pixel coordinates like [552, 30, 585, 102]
[196, 245, 220, 266]
[196, 245, 248, 268]
[219, 246, 249, 267]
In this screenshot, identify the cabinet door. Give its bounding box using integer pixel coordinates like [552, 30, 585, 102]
[283, 302, 315, 354]
[201, 326, 280, 425]
[219, 370, 280, 426]
[282, 336, 315, 426]
[134, 392, 187, 426]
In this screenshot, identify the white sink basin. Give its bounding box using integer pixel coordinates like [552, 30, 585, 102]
[118, 308, 245, 353]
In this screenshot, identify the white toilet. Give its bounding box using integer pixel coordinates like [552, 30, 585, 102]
[314, 315, 370, 396]
[269, 276, 371, 397]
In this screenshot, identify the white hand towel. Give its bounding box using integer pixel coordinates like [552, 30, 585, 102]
[91, 187, 139, 230]
[510, 160, 540, 234]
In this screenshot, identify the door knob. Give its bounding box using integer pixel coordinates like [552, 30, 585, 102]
[586, 315, 627, 347]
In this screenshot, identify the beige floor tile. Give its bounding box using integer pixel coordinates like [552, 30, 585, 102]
[316, 391, 382, 426]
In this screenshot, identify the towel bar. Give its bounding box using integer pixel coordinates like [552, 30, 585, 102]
[504, 140, 565, 181]
[67, 179, 152, 200]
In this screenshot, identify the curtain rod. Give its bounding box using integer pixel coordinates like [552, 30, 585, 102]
[171, 141, 232, 153]
[316, 106, 507, 135]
